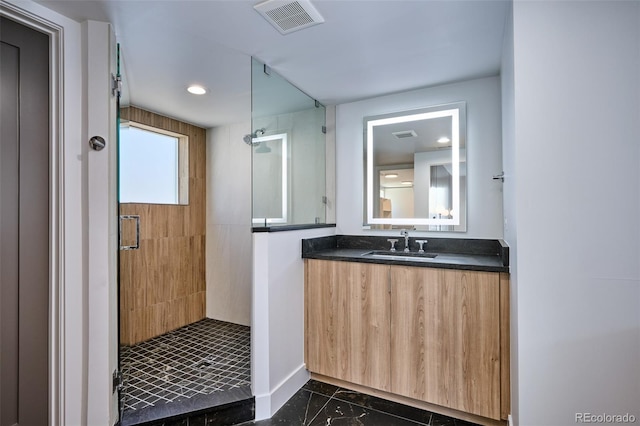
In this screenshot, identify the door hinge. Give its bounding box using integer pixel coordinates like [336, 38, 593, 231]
[111, 73, 122, 98]
[112, 369, 123, 393]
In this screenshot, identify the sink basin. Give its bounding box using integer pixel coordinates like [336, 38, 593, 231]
[363, 250, 438, 259]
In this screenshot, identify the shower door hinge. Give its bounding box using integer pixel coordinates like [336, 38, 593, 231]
[112, 369, 123, 394]
[321, 195, 328, 204]
[321, 125, 326, 134]
[111, 73, 122, 98]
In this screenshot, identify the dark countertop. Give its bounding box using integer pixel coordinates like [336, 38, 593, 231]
[302, 235, 509, 273]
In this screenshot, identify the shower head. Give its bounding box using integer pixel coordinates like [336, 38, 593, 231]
[255, 142, 271, 154]
[243, 128, 266, 145]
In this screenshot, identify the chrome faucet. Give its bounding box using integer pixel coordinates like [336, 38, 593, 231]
[401, 230, 410, 252]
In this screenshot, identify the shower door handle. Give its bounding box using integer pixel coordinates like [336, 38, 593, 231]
[119, 215, 140, 250]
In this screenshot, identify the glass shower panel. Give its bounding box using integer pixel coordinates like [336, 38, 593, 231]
[251, 57, 326, 228]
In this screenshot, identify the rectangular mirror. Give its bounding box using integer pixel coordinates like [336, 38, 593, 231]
[364, 102, 467, 231]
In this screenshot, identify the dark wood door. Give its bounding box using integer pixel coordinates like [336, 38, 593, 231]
[1, 16, 50, 426]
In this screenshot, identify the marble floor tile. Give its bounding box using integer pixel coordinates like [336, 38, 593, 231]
[332, 388, 433, 424]
[302, 380, 340, 397]
[241, 380, 480, 426]
[307, 398, 427, 426]
[253, 388, 330, 425]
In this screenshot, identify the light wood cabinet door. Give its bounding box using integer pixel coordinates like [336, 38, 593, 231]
[390, 266, 501, 420]
[305, 259, 391, 391]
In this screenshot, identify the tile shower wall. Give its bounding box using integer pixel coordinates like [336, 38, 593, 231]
[120, 107, 206, 345]
[206, 122, 252, 326]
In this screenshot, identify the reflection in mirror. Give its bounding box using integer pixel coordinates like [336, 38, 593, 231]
[251, 133, 288, 225]
[364, 102, 467, 231]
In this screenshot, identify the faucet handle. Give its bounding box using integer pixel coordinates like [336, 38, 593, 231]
[415, 239, 428, 253]
[386, 239, 398, 252]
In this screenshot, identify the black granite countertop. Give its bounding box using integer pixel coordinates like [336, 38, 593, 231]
[302, 235, 509, 273]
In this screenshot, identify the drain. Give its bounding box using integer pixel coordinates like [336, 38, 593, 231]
[196, 360, 212, 369]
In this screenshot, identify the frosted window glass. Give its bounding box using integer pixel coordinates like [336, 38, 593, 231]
[119, 126, 179, 204]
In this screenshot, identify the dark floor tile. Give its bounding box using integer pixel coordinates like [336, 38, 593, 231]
[302, 380, 340, 397]
[164, 418, 188, 426]
[429, 412, 482, 426]
[122, 394, 254, 426]
[187, 413, 207, 426]
[204, 399, 255, 425]
[251, 389, 330, 425]
[308, 398, 426, 426]
[121, 318, 251, 413]
[429, 413, 457, 426]
[332, 388, 432, 424]
[453, 418, 481, 426]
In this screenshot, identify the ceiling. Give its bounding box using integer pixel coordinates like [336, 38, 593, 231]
[36, 0, 510, 129]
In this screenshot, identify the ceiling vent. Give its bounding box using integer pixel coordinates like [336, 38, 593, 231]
[392, 130, 418, 139]
[254, 0, 324, 35]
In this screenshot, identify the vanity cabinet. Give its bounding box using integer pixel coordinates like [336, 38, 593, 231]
[305, 259, 510, 422]
[304, 260, 391, 391]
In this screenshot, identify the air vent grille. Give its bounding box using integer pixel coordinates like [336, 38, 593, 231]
[254, 0, 324, 35]
[392, 130, 418, 139]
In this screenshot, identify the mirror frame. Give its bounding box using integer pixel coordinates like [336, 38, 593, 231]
[363, 102, 466, 229]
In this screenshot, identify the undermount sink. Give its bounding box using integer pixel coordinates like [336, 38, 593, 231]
[362, 250, 438, 259]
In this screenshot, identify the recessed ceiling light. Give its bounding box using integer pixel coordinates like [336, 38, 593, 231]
[187, 85, 207, 95]
[385, 173, 399, 179]
[437, 136, 450, 144]
[401, 181, 413, 185]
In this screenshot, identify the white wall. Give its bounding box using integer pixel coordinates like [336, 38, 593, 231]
[383, 187, 414, 218]
[507, 2, 640, 424]
[206, 122, 253, 326]
[252, 227, 336, 419]
[336, 76, 503, 238]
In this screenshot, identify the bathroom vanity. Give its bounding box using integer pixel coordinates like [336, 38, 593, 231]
[302, 235, 510, 425]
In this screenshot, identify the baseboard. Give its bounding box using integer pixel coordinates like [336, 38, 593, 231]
[508, 414, 514, 426]
[270, 364, 310, 416]
[253, 393, 271, 422]
[254, 364, 310, 421]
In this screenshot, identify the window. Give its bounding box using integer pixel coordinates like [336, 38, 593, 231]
[119, 122, 189, 204]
